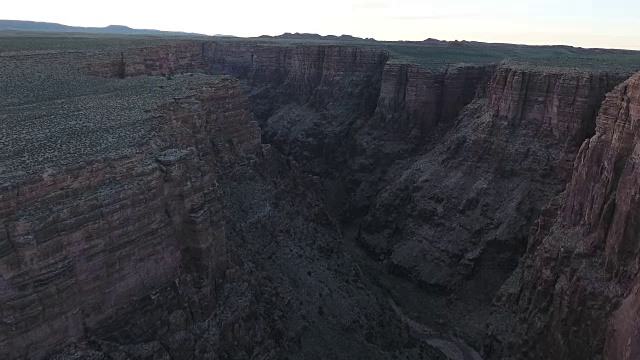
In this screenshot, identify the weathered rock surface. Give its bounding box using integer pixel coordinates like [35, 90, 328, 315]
[359, 64, 625, 282]
[488, 65, 624, 147]
[185, 42, 635, 358]
[0, 74, 261, 359]
[1, 43, 444, 360]
[375, 63, 493, 140]
[353, 64, 627, 349]
[488, 72, 640, 360]
[193, 40, 634, 356]
[83, 41, 206, 78]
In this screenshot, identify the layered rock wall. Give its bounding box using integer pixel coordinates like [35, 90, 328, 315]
[354, 64, 628, 350]
[83, 42, 206, 78]
[489, 65, 623, 146]
[85, 41, 390, 120]
[204, 42, 389, 112]
[492, 72, 640, 360]
[375, 62, 493, 139]
[359, 63, 624, 282]
[0, 77, 261, 359]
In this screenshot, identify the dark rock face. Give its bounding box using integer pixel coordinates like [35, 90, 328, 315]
[194, 42, 631, 356]
[3, 38, 640, 360]
[83, 42, 207, 78]
[0, 77, 260, 359]
[375, 63, 493, 140]
[204, 42, 389, 120]
[488, 65, 624, 147]
[354, 65, 626, 347]
[358, 64, 625, 283]
[1, 44, 443, 360]
[488, 72, 640, 360]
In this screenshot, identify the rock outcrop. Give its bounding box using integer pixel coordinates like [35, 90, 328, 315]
[356, 64, 627, 348]
[488, 65, 623, 147]
[83, 42, 206, 78]
[0, 76, 261, 359]
[191, 44, 633, 355]
[489, 71, 640, 360]
[204, 42, 389, 116]
[375, 62, 493, 140]
[87, 41, 390, 111]
[359, 63, 625, 281]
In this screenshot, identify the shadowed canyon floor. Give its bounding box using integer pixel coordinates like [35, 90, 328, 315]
[1, 34, 640, 360]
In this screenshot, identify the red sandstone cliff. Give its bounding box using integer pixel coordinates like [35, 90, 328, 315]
[356, 64, 627, 348]
[86, 42, 389, 112]
[374, 62, 493, 140]
[2, 43, 421, 359]
[0, 77, 261, 359]
[204, 42, 387, 105]
[83, 41, 206, 78]
[489, 64, 623, 147]
[490, 71, 640, 360]
[360, 63, 625, 278]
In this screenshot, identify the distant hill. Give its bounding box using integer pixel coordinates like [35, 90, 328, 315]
[258, 32, 377, 42]
[0, 20, 208, 36]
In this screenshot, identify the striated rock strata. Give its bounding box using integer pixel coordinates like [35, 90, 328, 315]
[1, 45, 440, 360]
[204, 42, 388, 108]
[83, 41, 207, 78]
[375, 62, 493, 140]
[356, 64, 627, 347]
[0, 76, 261, 359]
[489, 71, 640, 360]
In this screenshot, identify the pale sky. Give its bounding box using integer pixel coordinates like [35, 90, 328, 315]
[4, 0, 640, 50]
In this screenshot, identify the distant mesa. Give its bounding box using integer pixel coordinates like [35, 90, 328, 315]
[0, 19, 214, 36]
[258, 32, 377, 42]
[257, 33, 472, 48]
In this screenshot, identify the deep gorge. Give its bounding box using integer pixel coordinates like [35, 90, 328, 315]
[1, 39, 640, 360]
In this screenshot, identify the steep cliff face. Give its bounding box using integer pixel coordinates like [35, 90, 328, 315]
[83, 42, 391, 178]
[202, 42, 395, 188]
[360, 63, 625, 279]
[490, 72, 640, 360]
[204, 42, 388, 109]
[356, 64, 627, 347]
[0, 77, 261, 359]
[489, 65, 623, 147]
[83, 42, 206, 78]
[3, 45, 446, 360]
[375, 62, 493, 140]
[195, 45, 631, 353]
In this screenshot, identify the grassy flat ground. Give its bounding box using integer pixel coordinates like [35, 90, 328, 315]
[1, 31, 639, 72]
[0, 45, 220, 184]
[382, 41, 640, 72]
[0, 31, 211, 52]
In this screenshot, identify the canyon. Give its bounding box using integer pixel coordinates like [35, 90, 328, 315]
[1, 35, 640, 360]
